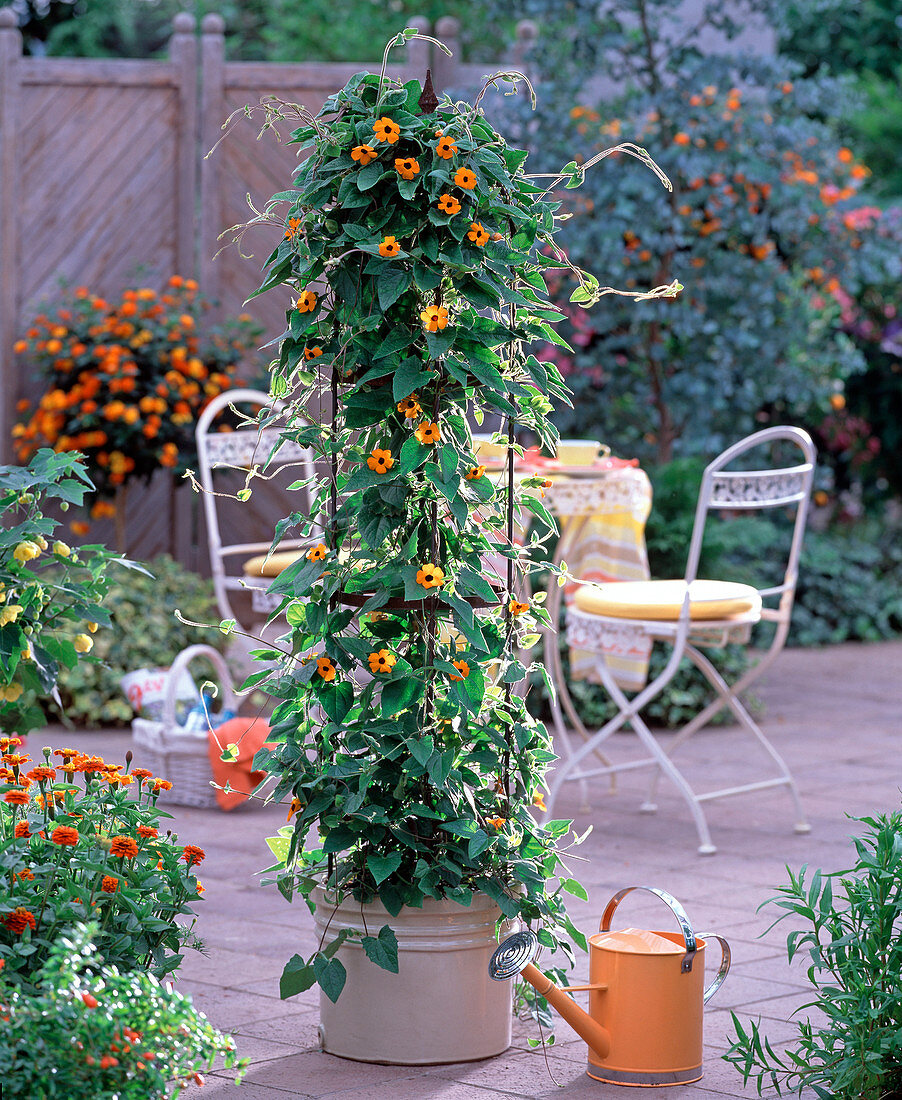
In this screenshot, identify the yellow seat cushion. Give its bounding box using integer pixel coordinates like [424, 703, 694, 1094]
[573, 579, 761, 622]
[242, 549, 304, 578]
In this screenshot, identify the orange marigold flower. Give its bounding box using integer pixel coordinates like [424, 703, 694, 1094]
[304, 346, 323, 360]
[101, 876, 119, 894]
[316, 656, 336, 682]
[397, 395, 421, 419]
[465, 465, 486, 480]
[16, 868, 34, 881]
[435, 136, 458, 159]
[26, 766, 55, 783]
[509, 600, 530, 616]
[50, 827, 79, 849]
[366, 447, 395, 473]
[4, 789, 29, 806]
[109, 835, 139, 859]
[352, 144, 377, 165]
[81, 991, 99, 1008]
[130, 768, 153, 780]
[449, 659, 470, 681]
[136, 825, 158, 838]
[14, 821, 31, 838]
[306, 542, 328, 561]
[467, 222, 490, 247]
[151, 779, 172, 792]
[673, 132, 691, 146]
[3, 907, 36, 934]
[181, 844, 206, 867]
[395, 157, 420, 181]
[420, 305, 449, 331]
[379, 235, 402, 257]
[416, 563, 445, 590]
[296, 290, 317, 313]
[814, 490, 829, 507]
[372, 117, 400, 144]
[437, 194, 461, 216]
[453, 167, 477, 190]
[829, 393, 846, 411]
[837, 147, 853, 164]
[414, 421, 441, 445]
[851, 164, 869, 180]
[367, 649, 397, 674]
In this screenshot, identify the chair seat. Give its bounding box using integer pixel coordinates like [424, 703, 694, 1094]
[242, 549, 305, 579]
[573, 579, 761, 622]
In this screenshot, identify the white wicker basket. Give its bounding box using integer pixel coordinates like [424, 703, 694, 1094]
[131, 645, 236, 809]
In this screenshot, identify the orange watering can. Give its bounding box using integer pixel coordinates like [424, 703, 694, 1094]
[490, 886, 731, 1087]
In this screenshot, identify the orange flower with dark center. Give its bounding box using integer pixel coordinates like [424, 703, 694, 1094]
[182, 844, 206, 867]
[379, 236, 401, 257]
[296, 290, 317, 313]
[101, 876, 119, 894]
[306, 543, 328, 561]
[366, 447, 395, 473]
[453, 167, 477, 190]
[2, 907, 36, 934]
[486, 816, 505, 831]
[109, 836, 139, 859]
[14, 821, 31, 838]
[372, 117, 401, 144]
[316, 656, 336, 682]
[449, 660, 470, 682]
[4, 789, 29, 806]
[351, 144, 377, 165]
[420, 305, 449, 332]
[467, 222, 490, 247]
[397, 396, 421, 419]
[367, 649, 397, 674]
[395, 158, 420, 181]
[284, 217, 302, 240]
[415, 421, 441, 445]
[435, 136, 458, 159]
[509, 600, 530, 616]
[466, 465, 486, 480]
[303, 346, 323, 361]
[437, 194, 461, 215]
[51, 825, 79, 846]
[136, 825, 157, 838]
[416, 563, 445, 590]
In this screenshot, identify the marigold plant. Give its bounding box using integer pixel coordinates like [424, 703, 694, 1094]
[12, 278, 262, 509]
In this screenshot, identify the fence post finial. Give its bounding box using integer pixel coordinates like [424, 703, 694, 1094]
[418, 69, 438, 114]
[201, 12, 226, 36]
[433, 16, 459, 93]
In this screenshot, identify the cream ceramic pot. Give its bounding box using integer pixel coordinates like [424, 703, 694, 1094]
[312, 887, 511, 1064]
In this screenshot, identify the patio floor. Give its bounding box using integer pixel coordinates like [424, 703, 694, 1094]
[44, 639, 901, 1098]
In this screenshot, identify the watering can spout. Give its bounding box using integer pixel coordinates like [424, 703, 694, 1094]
[489, 931, 611, 1060]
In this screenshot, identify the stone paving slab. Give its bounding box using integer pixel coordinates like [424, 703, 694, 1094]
[34, 639, 902, 1098]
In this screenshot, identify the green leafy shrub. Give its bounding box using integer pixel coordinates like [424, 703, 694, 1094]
[0, 922, 246, 1099]
[51, 554, 226, 727]
[726, 807, 902, 1098]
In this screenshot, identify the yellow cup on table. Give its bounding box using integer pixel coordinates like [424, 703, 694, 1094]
[555, 439, 603, 465]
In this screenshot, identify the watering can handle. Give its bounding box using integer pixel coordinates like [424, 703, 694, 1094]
[600, 886, 698, 973]
[697, 932, 731, 1004]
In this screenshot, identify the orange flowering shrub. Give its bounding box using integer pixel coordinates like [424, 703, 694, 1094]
[12, 278, 262, 503]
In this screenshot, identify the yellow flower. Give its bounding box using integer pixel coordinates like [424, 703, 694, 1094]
[437, 194, 461, 216]
[35, 535, 48, 550]
[449, 659, 469, 682]
[296, 290, 317, 313]
[367, 649, 397, 674]
[395, 157, 420, 181]
[379, 236, 401, 257]
[509, 600, 530, 616]
[366, 448, 395, 474]
[87, 622, 98, 633]
[453, 167, 477, 190]
[351, 144, 377, 165]
[397, 396, 421, 419]
[0, 605, 23, 627]
[73, 634, 93, 653]
[306, 543, 328, 561]
[532, 792, 547, 811]
[467, 222, 490, 247]
[316, 656, 336, 681]
[416, 563, 445, 590]
[13, 541, 40, 564]
[52, 540, 71, 557]
[435, 136, 458, 159]
[372, 117, 401, 144]
[420, 305, 449, 332]
[465, 465, 486, 480]
[1, 683, 23, 703]
[415, 422, 441, 445]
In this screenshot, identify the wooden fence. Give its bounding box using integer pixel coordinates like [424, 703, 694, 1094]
[0, 9, 534, 567]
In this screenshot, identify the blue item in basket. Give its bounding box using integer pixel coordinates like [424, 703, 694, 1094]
[181, 692, 236, 733]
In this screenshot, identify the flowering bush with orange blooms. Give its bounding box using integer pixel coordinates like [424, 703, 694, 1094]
[492, 0, 901, 469]
[12, 277, 262, 505]
[0, 922, 246, 1098]
[0, 745, 207, 987]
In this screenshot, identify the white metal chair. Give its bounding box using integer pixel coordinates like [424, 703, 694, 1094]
[195, 389, 316, 627]
[543, 426, 816, 854]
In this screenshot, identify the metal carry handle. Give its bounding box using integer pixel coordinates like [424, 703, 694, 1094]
[697, 932, 731, 1004]
[600, 886, 698, 973]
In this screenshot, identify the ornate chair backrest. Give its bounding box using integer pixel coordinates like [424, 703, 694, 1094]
[195, 389, 315, 623]
[684, 426, 816, 630]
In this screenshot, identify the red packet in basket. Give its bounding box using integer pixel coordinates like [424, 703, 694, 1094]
[208, 717, 276, 811]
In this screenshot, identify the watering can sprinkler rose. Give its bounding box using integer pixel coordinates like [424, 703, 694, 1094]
[491, 887, 730, 1086]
